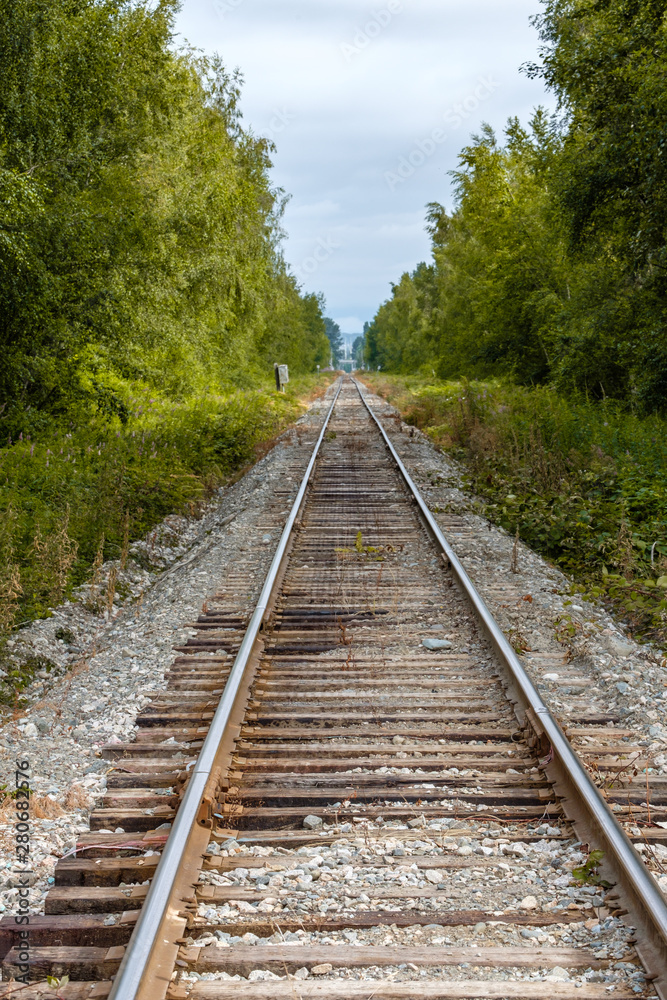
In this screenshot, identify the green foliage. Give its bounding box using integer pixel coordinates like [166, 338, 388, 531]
[363, 374, 667, 643]
[364, 4, 667, 647]
[571, 849, 611, 889]
[530, 0, 667, 270]
[324, 317, 344, 366]
[0, 0, 332, 635]
[365, 114, 567, 385]
[0, 383, 303, 632]
[0, 655, 58, 708]
[526, 0, 667, 406]
[0, 0, 327, 434]
[352, 334, 365, 367]
[365, 265, 436, 374]
[367, 2, 667, 411]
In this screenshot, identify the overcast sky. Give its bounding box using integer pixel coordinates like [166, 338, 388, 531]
[174, 1, 554, 333]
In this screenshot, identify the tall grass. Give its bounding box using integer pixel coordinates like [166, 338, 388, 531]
[0, 384, 306, 632]
[363, 374, 667, 643]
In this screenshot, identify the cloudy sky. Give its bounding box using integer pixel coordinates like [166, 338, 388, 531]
[174, 1, 554, 333]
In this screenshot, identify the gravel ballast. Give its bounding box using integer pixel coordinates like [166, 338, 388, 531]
[0, 377, 663, 998]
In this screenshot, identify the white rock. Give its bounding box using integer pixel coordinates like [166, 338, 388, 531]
[604, 635, 634, 657]
[303, 814, 323, 830]
[311, 963, 333, 975]
[545, 966, 570, 982]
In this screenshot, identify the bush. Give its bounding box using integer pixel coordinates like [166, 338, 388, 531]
[363, 374, 667, 643]
[0, 383, 303, 631]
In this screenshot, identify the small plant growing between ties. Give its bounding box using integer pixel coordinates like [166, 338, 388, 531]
[571, 848, 612, 888]
[354, 531, 382, 558]
[336, 530, 386, 562]
[507, 626, 531, 655]
[46, 975, 70, 999]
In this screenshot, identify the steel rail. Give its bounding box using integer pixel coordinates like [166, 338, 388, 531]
[353, 376, 667, 993]
[108, 378, 343, 1000]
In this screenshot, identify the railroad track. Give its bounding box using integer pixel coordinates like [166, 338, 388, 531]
[2, 376, 667, 999]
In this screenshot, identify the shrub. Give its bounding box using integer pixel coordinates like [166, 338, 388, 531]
[363, 374, 667, 642]
[0, 384, 302, 633]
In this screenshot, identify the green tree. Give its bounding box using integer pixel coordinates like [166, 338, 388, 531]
[367, 1, 667, 411]
[528, 0, 667, 407]
[323, 317, 344, 365]
[352, 334, 365, 367]
[0, 0, 326, 434]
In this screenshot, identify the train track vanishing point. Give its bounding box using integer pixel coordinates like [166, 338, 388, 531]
[2, 376, 667, 999]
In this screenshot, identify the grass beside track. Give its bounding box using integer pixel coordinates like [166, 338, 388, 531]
[361, 373, 667, 648]
[0, 373, 336, 637]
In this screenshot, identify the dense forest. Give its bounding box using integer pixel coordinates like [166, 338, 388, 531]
[0, 0, 329, 638]
[0, 0, 329, 429]
[363, 0, 667, 641]
[365, 0, 667, 412]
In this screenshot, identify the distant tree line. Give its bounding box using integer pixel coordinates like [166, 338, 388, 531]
[0, 0, 329, 435]
[365, 0, 667, 412]
[324, 318, 344, 365]
[323, 319, 367, 368]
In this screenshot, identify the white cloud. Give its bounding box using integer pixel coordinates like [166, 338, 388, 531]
[289, 199, 342, 220]
[334, 316, 366, 334]
[176, 0, 554, 324]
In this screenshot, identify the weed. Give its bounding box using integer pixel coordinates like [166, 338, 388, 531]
[106, 565, 118, 616]
[508, 627, 531, 654]
[0, 783, 34, 803]
[26, 512, 78, 610]
[0, 790, 64, 822]
[362, 374, 667, 643]
[0, 378, 317, 636]
[0, 563, 22, 634]
[337, 531, 384, 560]
[571, 848, 612, 888]
[46, 974, 70, 998]
[62, 783, 93, 811]
[120, 511, 130, 571]
[90, 535, 105, 598]
[510, 527, 519, 574]
[0, 655, 58, 707]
